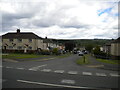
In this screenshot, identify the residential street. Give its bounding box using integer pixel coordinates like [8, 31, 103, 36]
[2, 54, 119, 89]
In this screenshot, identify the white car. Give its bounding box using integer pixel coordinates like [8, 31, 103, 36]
[78, 52, 84, 56]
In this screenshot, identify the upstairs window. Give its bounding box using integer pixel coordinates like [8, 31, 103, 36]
[9, 39, 14, 42]
[18, 39, 22, 42]
[29, 39, 32, 42]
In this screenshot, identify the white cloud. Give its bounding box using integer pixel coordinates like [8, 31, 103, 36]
[0, 0, 119, 39]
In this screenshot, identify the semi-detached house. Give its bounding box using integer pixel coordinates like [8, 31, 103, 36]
[2, 29, 44, 53]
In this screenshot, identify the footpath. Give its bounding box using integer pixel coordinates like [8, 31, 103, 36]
[85, 55, 120, 71]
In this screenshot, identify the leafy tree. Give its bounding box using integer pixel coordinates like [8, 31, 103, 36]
[85, 44, 94, 52]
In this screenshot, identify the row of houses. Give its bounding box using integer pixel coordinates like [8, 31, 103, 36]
[100, 37, 120, 60]
[1, 29, 65, 53]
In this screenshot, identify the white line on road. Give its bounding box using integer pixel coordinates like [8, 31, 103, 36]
[29, 64, 47, 71]
[54, 70, 64, 73]
[6, 66, 13, 69]
[61, 79, 75, 84]
[96, 73, 107, 77]
[17, 79, 107, 89]
[82, 72, 92, 76]
[16, 68, 25, 70]
[41, 69, 51, 72]
[110, 73, 120, 77]
[68, 71, 78, 75]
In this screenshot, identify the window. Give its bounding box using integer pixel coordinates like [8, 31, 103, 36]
[18, 39, 22, 42]
[17, 46, 22, 50]
[28, 46, 32, 50]
[29, 39, 32, 42]
[9, 46, 13, 49]
[9, 39, 13, 42]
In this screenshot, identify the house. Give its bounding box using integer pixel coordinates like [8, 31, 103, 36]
[2, 29, 44, 53]
[102, 42, 111, 55]
[110, 37, 120, 60]
[43, 38, 59, 50]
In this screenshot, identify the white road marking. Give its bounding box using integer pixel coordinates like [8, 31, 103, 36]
[0, 66, 2, 68]
[54, 70, 64, 73]
[82, 72, 92, 76]
[29, 64, 47, 71]
[96, 73, 107, 77]
[17, 79, 80, 88]
[28, 69, 37, 71]
[61, 79, 75, 84]
[68, 71, 78, 75]
[17, 79, 104, 89]
[110, 73, 120, 77]
[16, 68, 25, 70]
[6, 66, 13, 69]
[41, 69, 51, 72]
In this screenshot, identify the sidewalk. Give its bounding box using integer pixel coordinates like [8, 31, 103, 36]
[86, 55, 120, 71]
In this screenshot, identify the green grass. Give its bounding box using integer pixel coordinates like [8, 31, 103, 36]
[76, 54, 90, 65]
[2, 53, 48, 59]
[56, 53, 71, 58]
[2, 53, 72, 60]
[96, 58, 120, 65]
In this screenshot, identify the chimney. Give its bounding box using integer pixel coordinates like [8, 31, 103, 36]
[17, 29, 20, 34]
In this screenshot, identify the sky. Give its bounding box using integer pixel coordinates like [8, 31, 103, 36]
[0, 0, 119, 39]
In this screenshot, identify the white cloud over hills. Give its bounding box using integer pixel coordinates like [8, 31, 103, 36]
[0, 0, 119, 39]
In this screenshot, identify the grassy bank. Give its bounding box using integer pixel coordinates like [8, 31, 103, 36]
[56, 53, 71, 58]
[2, 53, 72, 60]
[76, 54, 90, 65]
[2, 53, 49, 59]
[96, 58, 120, 65]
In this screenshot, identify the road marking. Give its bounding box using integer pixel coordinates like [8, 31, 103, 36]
[68, 71, 78, 75]
[0, 66, 2, 68]
[41, 69, 51, 72]
[110, 73, 120, 77]
[17, 79, 106, 89]
[61, 79, 75, 84]
[6, 66, 13, 69]
[16, 68, 25, 70]
[54, 70, 64, 73]
[96, 73, 107, 77]
[28, 69, 37, 71]
[82, 72, 92, 76]
[29, 64, 47, 71]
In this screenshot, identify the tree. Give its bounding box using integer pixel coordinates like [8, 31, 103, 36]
[85, 44, 94, 53]
[93, 46, 101, 55]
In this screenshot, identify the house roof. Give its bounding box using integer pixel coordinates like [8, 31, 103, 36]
[112, 37, 120, 43]
[2, 29, 43, 39]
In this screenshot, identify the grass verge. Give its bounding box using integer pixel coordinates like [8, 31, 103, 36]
[2, 53, 49, 59]
[56, 53, 71, 58]
[96, 58, 120, 65]
[2, 53, 72, 60]
[76, 54, 90, 65]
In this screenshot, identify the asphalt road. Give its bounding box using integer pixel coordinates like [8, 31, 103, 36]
[2, 54, 119, 89]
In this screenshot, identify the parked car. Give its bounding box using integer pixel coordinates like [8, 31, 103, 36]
[78, 52, 84, 56]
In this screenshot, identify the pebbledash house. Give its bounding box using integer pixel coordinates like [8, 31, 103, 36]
[2, 29, 61, 53]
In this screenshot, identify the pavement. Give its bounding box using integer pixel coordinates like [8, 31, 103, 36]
[84, 55, 120, 71]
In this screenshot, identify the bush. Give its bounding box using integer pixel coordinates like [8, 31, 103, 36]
[52, 48, 61, 55]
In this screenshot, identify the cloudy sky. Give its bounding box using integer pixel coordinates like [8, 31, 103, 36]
[0, 0, 119, 39]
